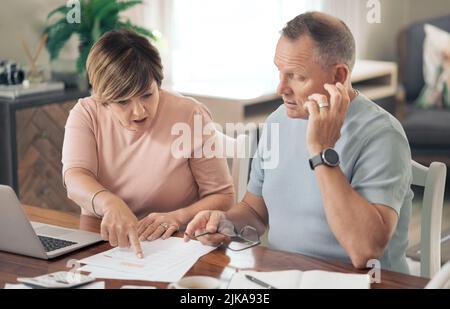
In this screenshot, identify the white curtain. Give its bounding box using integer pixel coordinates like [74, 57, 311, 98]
[126, 0, 329, 89]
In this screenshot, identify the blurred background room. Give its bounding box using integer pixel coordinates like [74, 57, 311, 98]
[1, 0, 450, 277]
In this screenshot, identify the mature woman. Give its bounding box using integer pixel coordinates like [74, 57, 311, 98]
[62, 29, 234, 257]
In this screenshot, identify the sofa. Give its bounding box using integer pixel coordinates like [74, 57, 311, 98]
[398, 15, 450, 166]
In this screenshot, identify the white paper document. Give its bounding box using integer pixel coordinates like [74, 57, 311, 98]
[227, 270, 370, 289]
[79, 237, 215, 282]
[3, 281, 105, 289]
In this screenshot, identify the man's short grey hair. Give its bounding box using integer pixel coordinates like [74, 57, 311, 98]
[282, 12, 356, 71]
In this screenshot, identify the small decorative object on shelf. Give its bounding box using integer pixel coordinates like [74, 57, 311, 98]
[0, 58, 63, 100]
[17, 32, 48, 84]
[0, 59, 25, 86]
[0, 33, 62, 99]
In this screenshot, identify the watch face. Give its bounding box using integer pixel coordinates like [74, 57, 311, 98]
[323, 149, 339, 166]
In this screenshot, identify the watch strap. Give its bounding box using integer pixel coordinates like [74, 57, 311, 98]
[309, 153, 324, 170]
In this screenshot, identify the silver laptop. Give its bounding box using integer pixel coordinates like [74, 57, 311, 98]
[0, 185, 102, 259]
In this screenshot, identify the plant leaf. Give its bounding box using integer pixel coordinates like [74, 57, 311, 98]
[90, 0, 116, 17]
[47, 5, 68, 19]
[95, 1, 121, 32]
[76, 41, 93, 73]
[45, 0, 159, 72]
[44, 19, 77, 60]
[96, 0, 142, 25]
[118, 20, 157, 41]
[91, 18, 102, 42]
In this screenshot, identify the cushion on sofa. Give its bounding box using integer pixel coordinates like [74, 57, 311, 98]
[402, 16, 450, 102]
[416, 24, 450, 108]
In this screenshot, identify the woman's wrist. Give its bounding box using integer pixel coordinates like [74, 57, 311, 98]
[91, 189, 108, 217]
[94, 191, 121, 216]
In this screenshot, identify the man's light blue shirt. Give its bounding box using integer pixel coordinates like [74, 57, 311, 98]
[247, 94, 413, 274]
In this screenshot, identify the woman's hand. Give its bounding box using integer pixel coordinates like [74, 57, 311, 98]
[101, 198, 143, 258]
[137, 211, 184, 241]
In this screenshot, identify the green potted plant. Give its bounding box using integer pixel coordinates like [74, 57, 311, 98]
[44, 0, 158, 88]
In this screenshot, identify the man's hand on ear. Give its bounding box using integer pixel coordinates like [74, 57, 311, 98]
[304, 83, 351, 156]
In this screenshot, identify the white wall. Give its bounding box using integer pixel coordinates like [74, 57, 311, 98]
[408, 0, 450, 21]
[367, 0, 450, 61]
[327, 0, 450, 61]
[0, 0, 79, 71]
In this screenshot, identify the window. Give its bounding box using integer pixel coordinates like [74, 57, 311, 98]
[134, 0, 323, 97]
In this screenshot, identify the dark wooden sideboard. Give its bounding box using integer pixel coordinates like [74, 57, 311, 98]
[0, 89, 89, 213]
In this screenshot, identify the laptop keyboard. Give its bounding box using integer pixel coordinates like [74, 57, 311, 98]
[38, 235, 77, 252]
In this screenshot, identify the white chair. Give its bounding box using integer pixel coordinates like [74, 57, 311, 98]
[426, 261, 450, 289]
[410, 160, 447, 278]
[215, 130, 258, 202]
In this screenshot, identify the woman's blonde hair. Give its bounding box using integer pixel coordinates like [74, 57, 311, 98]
[86, 29, 163, 105]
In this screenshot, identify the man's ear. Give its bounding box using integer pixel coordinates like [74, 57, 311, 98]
[332, 64, 350, 84]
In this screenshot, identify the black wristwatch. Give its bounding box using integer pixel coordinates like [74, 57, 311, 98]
[309, 148, 340, 170]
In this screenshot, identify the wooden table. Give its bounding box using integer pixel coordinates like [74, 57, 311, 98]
[0, 206, 429, 289]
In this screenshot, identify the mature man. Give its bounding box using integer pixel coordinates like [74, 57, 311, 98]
[185, 12, 413, 274]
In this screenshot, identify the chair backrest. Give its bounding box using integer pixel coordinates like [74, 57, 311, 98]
[215, 130, 258, 202]
[411, 160, 447, 278]
[426, 260, 450, 289]
[398, 15, 450, 102]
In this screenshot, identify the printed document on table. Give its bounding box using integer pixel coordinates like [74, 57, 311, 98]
[79, 237, 215, 282]
[3, 281, 105, 289]
[79, 257, 200, 282]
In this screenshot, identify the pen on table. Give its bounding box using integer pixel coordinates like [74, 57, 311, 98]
[245, 274, 278, 289]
